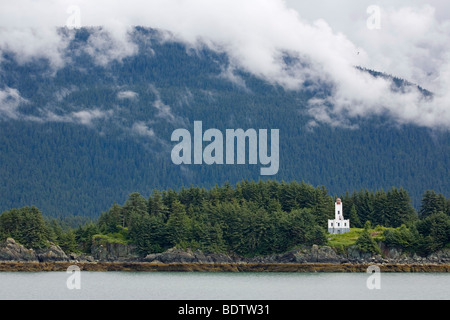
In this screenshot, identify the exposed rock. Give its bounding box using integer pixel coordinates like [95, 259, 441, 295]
[91, 240, 137, 262]
[280, 245, 347, 264]
[157, 248, 196, 263]
[347, 245, 373, 262]
[379, 242, 403, 260]
[143, 253, 158, 262]
[437, 250, 450, 263]
[144, 248, 234, 264]
[284, 249, 301, 263]
[36, 244, 69, 262]
[1, 236, 449, 266]
[193, 251, 212, 263]
[0, 238, 38, 262]
[69, 253, 95, 263]
[316, 246, 341, 263]
[276, 247, 309, 263]
[377, 245, 450, 265]
[139, 245, 450, 265]
[208, 252, 234, 263]
[150, 259, 162, 264]
[426, 250, 450, 264]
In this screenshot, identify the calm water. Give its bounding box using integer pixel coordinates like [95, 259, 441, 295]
[0, 272, 448, 300]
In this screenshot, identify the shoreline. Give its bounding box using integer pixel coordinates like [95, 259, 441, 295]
[0, 262, 449, 273]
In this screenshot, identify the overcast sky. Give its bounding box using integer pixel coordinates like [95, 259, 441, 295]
[0, 0, 449, 129]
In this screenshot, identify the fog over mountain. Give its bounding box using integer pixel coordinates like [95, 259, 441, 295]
[0, 1, 449, 217]
[2, 0, 450, 128]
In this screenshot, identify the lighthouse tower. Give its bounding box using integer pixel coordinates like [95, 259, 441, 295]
[328, 198, 350, 234]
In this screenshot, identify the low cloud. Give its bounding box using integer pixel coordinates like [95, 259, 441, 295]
[44, 108, 113, 126]
[1, 0, 450, 129]
[72, 109, 113, 125]
[0, 27, 71, 70]
[82, 28, 138, 66]
[117, 90, 139, 100]
[131, 121, 155, 138]
[218, 65, 249, 91]
[149, 85, 185, 125]
[303, 5, 450, 129]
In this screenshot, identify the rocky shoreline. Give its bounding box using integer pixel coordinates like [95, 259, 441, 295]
[0, 262, 449, 273]
[1, 238, 449, 272]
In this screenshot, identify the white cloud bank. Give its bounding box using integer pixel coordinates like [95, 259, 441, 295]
[0, 0, 449, 129]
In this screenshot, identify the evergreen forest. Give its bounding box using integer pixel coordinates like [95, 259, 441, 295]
[1, 180, 449, 258]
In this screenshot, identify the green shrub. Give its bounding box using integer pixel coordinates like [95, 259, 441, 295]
[355, 229, 381, 254]
[383, 225, 415, 250]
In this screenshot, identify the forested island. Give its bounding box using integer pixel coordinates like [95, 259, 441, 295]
[0, 180, 449, 272]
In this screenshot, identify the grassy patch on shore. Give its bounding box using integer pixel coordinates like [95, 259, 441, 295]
[327, 227, 387, 252]
[92, 228, 129, 245]
[328, 228, 363, 248]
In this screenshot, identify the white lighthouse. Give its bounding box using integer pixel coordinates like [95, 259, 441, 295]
[328, 198, 350, 234]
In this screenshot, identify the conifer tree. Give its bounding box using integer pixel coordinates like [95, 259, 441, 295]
[419, 190, 447, 219]
[166, 200, 190, 247]
[349, 204, 362, 228]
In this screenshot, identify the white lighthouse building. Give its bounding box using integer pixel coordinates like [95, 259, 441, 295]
[328, 198, 350, 234]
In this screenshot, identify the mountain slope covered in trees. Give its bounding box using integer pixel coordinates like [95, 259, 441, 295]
[0, 27, 449, 218]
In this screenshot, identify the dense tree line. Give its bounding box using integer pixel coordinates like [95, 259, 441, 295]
[1, 181, 449, 258]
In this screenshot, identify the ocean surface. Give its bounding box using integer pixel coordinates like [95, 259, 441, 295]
[0, 272, 448, 300]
